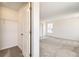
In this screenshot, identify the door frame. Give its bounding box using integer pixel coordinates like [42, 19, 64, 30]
[30, 2, 40, 57]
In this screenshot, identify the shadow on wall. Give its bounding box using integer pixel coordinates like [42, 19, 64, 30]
[0, 10, 3, 50]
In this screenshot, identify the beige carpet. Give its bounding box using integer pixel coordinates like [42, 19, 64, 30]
[0, 46, 23, 57]
[40, 36, 79, 57]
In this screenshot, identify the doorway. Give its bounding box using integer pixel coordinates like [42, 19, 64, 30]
[0, 2, 30, 57]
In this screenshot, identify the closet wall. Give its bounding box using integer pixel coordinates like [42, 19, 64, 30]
[0, 7, 18, 50]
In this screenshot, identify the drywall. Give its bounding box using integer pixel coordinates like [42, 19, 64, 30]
[18, 4, 28, 50]
[40, 21, 47, 38]
[18, 6, 24, 51]
[1, 7, 17, 21]
[47, 16, 79, 40]
[0, 7, 18, 50]
[40, 23, 43, 37]
[18, 3, 30, 57]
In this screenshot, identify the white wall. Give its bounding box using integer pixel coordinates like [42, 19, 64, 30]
[18, 3, 30, 57]
[18, 6, 25, 50]
[40, 21, 47, 38]
[0, 7, 18, 50]
[18, 4, 27, 50]
[52, 18, 79, 40]
[1, 7, 17, 21]
[45, 15, 79, 40]
[40, 23, 43, 37]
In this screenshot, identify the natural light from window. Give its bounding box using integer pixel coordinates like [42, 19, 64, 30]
[47, 23, 53, 33]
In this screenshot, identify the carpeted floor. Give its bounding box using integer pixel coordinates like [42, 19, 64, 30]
[40, 36, 79, 57]
[0, 46, 23, 57]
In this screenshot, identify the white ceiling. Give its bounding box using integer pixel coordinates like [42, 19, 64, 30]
[40, 2, 79, 20]
[0, 2, 27, 10]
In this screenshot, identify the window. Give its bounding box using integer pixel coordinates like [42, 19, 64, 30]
[47, 23, 53, 33]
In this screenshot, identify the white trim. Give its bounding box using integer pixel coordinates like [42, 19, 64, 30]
[31, 2, 40, 57]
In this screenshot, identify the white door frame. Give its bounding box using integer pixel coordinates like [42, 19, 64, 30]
[31, 2, 40, 57]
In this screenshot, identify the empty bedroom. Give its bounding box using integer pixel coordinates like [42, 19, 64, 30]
[40, 2, 79, 57]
